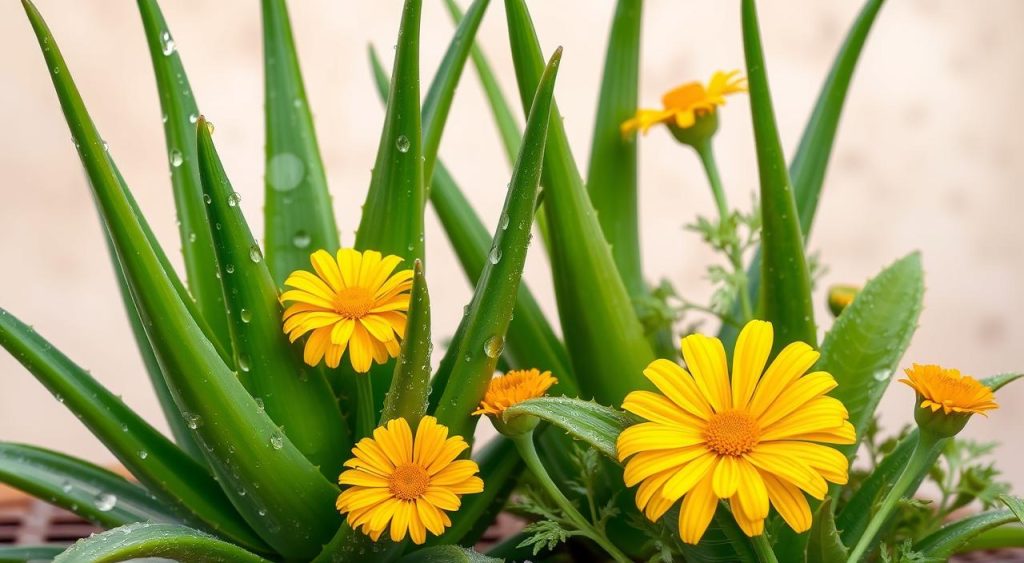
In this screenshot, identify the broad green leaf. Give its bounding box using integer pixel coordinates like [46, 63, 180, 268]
[740, 0, 816, 350]
[421, 0, 491, 184]
[955, 524, 1024, 553]
[586, 0, 644, 299]
[399, 546, 501, 563]
[369, 48, 577, 396]
[442, 0, 521, 165]
[504, 0, 655, 405]
[432, 48, 562, 441]
[262, 0, 340, 283]
[196, 119, 349, 477]
[380, 261, 432, 425]
[0, 443, 178, 528]
[54, 523, 271, 563]
[503, 397, 634, 460]
[22, 4, 339, 556]
[821, 252, 923, 459]
[837, 373, 1023, 548]
[805, 499, 848, 563]
[136, 0, 232, 351]
[0, 546, 66, 562]
[722, 0, 886, 348]
[0, 309, 260, 549]
[309, 525, 402, 563]
[915, 498, 1024, 560]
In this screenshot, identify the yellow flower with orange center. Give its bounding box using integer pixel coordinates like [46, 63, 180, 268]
[621, 70, 746, 136]
[281, 249, 412, 373]
[617, 320, 854, 544]
[900, 364, 997, 416]
[335, 417, 484, 544]
[473, 369, 558, 417]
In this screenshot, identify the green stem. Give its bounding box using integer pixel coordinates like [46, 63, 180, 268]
[751, 533, 779, 563]
[510, 432, 631, 563]
[694, 141, 754, 322]
[355, 374, 376, 439]
[846, 430, 946, 563]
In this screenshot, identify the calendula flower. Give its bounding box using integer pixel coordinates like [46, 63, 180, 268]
[474, 369, 558, 436]
[281, 249, 412, 373]
[335, 417, 484, 544]
[901, 364, 997, 438]
[621, 70, 746, 140]
[617, 320, 854, 544]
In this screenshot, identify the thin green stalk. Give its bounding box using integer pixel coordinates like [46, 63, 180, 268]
[846, 431, 945, 562]
[751, 533, 779, 563]
[510, 432, 631, 563]
[694, 141, 753, 321]
[355, 375, 376, 439]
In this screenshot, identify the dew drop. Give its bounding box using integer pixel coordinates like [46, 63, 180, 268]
[61, 480, 73, 493]
[872, 369, 890, 382]
[189, 113, 199, 124]
[160, 31, 176, 56]
[249, 245, 263, 263]
[500, 214, 510, 231]
[188, 232, 197, 243]
[169, 149, 183, 168]
[483, 335, 504, 359]
[225, 264, 235, 274]
[292, 230, 311, 249]
[227, 192, 241, 207]
[94, 493, 117, 512]
[238, 354, 250, 373]
[270, 432, 284, 450]
[254, 397, 265, 414]
[240, 308, 252, 323]
[183, 412, 202, 430]
[488, 246, 502, 265]
[395, 135, 410, 153]
[267, 153, 305, 192]
[138, 450, 149, 460]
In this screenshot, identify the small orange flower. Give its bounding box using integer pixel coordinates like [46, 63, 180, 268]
[622, 70, 746, 136]
[900, 364, 997, 416]
[473, 369, 558, 417]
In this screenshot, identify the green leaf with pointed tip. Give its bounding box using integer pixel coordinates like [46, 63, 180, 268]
[196, 119, 349, 477]
[504, 0, 654, 406]
[136, 0, 232, 352]
[381, 261, 431, 426]
[722, 0, 886, 349]
[0, 443, 178, 528]
[837, 373, 1023, 548]
[54, 523, 272, 563]
[421, 0, 490, 185]
[915, 499, 1024, 560]
[432, 48, 561, 441]
[262, 0, 340, 283]
[586, 0, 644, 299]
[956, 524, 1024, 553]
[399, 546, 501, 563]
[505, 397, 633, 460]
[0, 546, 66, 562]
[368, 47, 576, 396]
[0, 308, 260, 549]
[21, 4, 339, 556]
[741, 0, 816, 351]
[823, 252, 923, 459]
[805, 499, 848, 563]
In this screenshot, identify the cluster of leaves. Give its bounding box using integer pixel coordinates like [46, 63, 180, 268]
[686, 203, 762, 325]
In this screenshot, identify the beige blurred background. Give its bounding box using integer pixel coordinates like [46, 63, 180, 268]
[1, 0, 1022, 488]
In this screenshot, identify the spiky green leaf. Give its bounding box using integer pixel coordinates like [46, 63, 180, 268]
[380, 261, 432, 425]
[54, 523, 271, 563]
[504, 397, 634, 460]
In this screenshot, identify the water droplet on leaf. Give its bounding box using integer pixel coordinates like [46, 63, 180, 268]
[395, 135, 410, 153]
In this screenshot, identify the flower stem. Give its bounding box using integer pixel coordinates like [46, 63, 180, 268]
[751, 533, 779, 563]
[846, 430, 946, 563]
[354, 374, 376, 439]
[511, 432, 631, 563]
[694, 141, 754, 322]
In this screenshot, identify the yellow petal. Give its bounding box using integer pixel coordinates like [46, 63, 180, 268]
[390, 501, 411, 542]
[348, 322, 374, 373]
[731, 320, 773, 409]
[711, 455, 741, 499]
[622, 391, 705, 427]
[761, 471, 811, 533]
[310, 249, 345, 292]
[336, 248, 362, 288]
[746, 449, 827, 500]
[733, 458, 770, 520]
[662, 453, 718, 503]
[748, 341, 819, 419]
[623, 445, 707, 487]
[757, 371, 838, 428]
[681, 333, 732, 412]
[678, 474, 717, 544]
[730, 496, 764, 537]
[641, 359, 713, 420]
[407, 504, 427, 545]
[616, 422, 705, 461]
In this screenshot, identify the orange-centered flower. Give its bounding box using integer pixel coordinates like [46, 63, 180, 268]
[617, 320, 854, 544]
[281, 249, 412, 373]
[335, 417, 484, 544]
[473, 369, 558, 417]
[621, 70, 746, 136]
[900, 364, 997, 416]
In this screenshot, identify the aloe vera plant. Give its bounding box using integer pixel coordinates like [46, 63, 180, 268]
[3, 0, 1022, 562]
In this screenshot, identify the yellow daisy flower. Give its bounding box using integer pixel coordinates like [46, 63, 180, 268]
[335, 416, 484, 544]
[281, 249, 412, 373]
[900, 364, 997, 416]
[621, 70, 746, 136]
[473, 369, 558, 417]
[617, 320, 854, 544]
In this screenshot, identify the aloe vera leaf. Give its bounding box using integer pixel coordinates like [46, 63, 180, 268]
[504, 397, 635, 460]
[504, 0, 655, 405]
[0, 443, 178, 528]
[368, 47, 576, 395]
[916, 498, 1024, 560]
[0, 309, 261, 549]
[135, 0, 232, 350]
[54, 523, 272, 563]
[261, 0, 340, 283]
[380, 261, 432, 425]
[196, 119, 349, 477]
[586, 0, 645, 299]
[740, 0, 817, 351]
[431, 48, 561, 441]
[21, 3, 339, 556]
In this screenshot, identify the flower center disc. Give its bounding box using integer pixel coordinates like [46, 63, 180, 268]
[389, 463, 430, 501]
[704, 410, 760, 457]
[334, 287, 374, 319]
